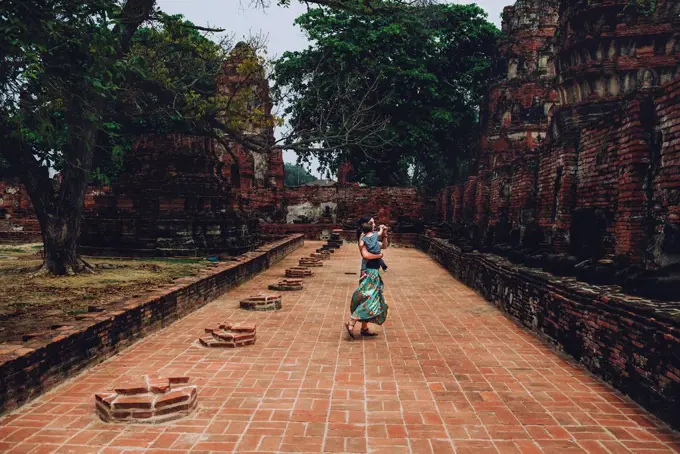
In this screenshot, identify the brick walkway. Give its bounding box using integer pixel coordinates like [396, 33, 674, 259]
[1, 242, 678, 453]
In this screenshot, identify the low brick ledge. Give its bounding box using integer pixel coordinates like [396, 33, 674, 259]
[0, 234, 304, 416]
[417, 236, 680, 430]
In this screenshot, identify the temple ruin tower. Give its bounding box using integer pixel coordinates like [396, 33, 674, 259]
[485, 0, 559, 234]
[537, 0, 680, 261]
[215, 42, 284, 191]
[461, 0, 560, 241]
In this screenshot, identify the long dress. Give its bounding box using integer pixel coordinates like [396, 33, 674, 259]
[350, 237, 388, 325]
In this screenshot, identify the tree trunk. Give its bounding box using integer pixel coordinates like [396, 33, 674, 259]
[40, 211, 85, 275]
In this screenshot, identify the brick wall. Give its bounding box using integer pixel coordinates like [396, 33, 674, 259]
[419, 236, 680, 429]
[0, 234, 303, 416]
[239, 185, 425, 227]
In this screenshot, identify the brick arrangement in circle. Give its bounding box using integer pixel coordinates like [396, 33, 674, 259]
[285, 266, 313, 278]
[95, 376, 197, 424]
[299, 257, 323, 267]
[239, 294, 282, 311]
[268, 278, 304, 291]
[316, 247, 334, 254]
[199, 322, 256, 348]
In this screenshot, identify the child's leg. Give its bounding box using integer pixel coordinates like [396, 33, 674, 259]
[380, 259, 388, 271]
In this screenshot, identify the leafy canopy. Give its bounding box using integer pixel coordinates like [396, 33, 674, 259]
[284, 163, 318, 187]
[273, 1, 499, 189]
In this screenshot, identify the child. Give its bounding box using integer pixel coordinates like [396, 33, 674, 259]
[360, 223, 388, 279]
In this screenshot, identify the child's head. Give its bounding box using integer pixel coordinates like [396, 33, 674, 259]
[361, 222, 373, 234]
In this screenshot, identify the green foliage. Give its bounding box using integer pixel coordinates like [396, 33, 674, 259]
[625, 0, 657, 14]
[90, 13, 229, 184]
[284, 163, 317, 187]
[273, 2, 499, 190]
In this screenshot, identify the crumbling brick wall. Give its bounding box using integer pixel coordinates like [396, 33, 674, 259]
[240, 185, 424, 227]
[439, 0, 680, 265]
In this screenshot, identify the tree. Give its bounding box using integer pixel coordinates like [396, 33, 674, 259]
[284, 163, 318, 187]
[0, 0, 161, 275]
[272, 2, 499, 189]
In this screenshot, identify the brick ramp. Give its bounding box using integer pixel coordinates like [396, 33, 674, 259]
[0, 243, 678, 453]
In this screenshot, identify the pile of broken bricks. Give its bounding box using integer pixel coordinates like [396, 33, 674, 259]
[95, 375, 198, 424]
[199, 322, 256, 348]
[269, 278, 304, 291]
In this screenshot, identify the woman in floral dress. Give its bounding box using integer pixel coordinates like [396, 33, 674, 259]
[344, 221, 389, 339]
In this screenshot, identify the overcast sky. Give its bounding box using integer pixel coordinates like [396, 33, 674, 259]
[156, 0, 508, 176]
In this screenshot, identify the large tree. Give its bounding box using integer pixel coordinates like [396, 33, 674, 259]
[273, 2, 499, 188]
[0, 0, 264, 274]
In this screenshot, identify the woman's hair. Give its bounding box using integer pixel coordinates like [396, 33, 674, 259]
[361, 222, 373, 234]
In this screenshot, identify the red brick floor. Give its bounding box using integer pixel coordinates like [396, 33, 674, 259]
[1, 242, 678, 453]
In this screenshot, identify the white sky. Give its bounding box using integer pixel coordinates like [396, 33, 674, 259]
[156, 0, 508, 176]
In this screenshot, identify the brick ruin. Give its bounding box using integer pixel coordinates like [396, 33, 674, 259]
[0, 180, 41, 243]
[0, 41, 429, 251]
[95, 375, 198, 424]
[440, 0, 680, 300]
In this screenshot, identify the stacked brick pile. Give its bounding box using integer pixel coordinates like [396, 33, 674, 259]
[299, 257, 323, 267]
[95, 376, 197, 424]
[286, 266, 313, 278]
[239, 294, 282, 311]
[268, 278, 304, 291]
[199, 322, 256, 348]
[310, 251, 330, 260]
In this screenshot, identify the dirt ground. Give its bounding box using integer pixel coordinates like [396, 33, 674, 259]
[0, 243, 209, 343]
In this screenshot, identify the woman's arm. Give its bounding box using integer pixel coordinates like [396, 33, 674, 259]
[360, 244, 383, 260]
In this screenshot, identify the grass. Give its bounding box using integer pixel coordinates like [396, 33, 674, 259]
[0, 243, 210, 343]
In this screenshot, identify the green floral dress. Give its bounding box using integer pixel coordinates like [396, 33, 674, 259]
[350, 263, 388, 325]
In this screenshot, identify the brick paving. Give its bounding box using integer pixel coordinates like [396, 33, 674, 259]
[0, 241, 678, 453]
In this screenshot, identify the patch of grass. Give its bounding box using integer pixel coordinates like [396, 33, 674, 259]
[0, 252, 209, 343]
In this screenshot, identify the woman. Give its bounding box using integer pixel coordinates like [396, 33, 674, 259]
[345, 221, 389, 339]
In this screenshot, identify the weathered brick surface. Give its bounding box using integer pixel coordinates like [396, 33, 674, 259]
[0, 234, 302, 416]
[95, 375, 198, 423]
[419, 236, 680, 428]
[2, 242, 678, 451]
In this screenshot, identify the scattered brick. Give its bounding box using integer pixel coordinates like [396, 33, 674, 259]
[95, 376, 197, 424]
